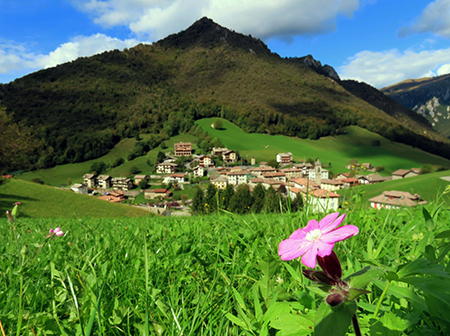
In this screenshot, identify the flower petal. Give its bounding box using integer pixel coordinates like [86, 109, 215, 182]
[289, 227, 307, 240]
[321, 225, 359, 244]
[316, 241, 335, 257]
[303, 219, 319, 233]
[279, 239, 311, 261]
[320, 213, 346, 234]
[301, 243, 319, 268]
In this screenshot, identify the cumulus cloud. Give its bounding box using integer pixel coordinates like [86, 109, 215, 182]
[0, 34, 141, 77]
[76, 0, 360, 40]
[399, 0, 450, 38]
[339, 48, 450, 88]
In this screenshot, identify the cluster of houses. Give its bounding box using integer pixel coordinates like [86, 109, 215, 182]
[71, 141, 429, 211]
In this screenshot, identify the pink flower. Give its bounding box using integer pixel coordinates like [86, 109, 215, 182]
[278, 213, 359, 268]
[49, 227, 64, 237]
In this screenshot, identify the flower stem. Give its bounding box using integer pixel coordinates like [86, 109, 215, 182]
[373, 281, 390, 318]
[352, 313, 362, 336]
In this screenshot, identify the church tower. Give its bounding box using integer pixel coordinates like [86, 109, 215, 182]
[315, 158, 322, 186]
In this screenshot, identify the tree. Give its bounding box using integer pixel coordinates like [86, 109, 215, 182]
[156, 151, 166, 164]
[229, 184, 253, 214]
[213, 119, 223, 130]
[205, 184, 217, 213]
[0, 104, 40, 173]
[191, 187, 205, 214]
[130, 165, 141, 175]
[90, 161, 107, 174]
[160, 141, 168, 149]
[138, 179, 148, 190]
[267, 159, 280, 169]
[251, 183, 266, 213]
[264, 186, 279, 213]
[221, 184, 235, 211]
[111, 157, 125, 168]
[290, 194, 304, 213]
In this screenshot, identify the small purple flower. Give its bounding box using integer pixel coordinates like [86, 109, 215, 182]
[47, 227, 64, 238]
[14, 202, 21, 205]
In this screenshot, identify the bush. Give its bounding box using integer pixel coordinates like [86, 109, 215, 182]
[31, 177, 45, 184]
[130, 166, 141, 175]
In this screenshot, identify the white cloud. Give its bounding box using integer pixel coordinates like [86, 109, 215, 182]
[399, 0, 450, 38]
[0, 34, 141, 77]
[76, 0, 360, 40]
[339, 48, 450, 88]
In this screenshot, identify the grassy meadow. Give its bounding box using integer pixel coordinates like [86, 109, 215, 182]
[338, 170, 450, 205]
[196, 118, 450, 174]
[0, 179, 150, 218]
[1, 201, 450, 335]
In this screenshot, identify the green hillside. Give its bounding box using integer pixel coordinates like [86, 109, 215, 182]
[196, 118, 450, 174]
[0, 179, 150, 218]
[338, 170, 450, 205]
[1, 18, 450, 174]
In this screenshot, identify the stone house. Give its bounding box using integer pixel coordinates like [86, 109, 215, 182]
[262, 172, 287, 183]
[145, 188, 173, 199]
[174, 142, 192, 156]
[280, 168, 303, 179]
[169, 173, 187, 184]
[98, 175, 112, 189]
[71, 183, 88, 195]
[156, 162, 178, 174]
[193, 166, 205, 178]
[111, 177, 134, 191]
[83, 173, 97, 188]
[223, 150, 238, 163]
[320, 179, 343, 192]
[369, 191, 427, 209]
[134, 175, 148, 185]
[392, 169, 418, 180]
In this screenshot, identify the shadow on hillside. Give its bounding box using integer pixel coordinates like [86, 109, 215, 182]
[0, 193, 37, 213]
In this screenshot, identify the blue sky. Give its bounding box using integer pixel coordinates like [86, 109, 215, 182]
[1, 0, 450, 88]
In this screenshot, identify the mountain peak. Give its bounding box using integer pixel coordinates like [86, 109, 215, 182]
[156, 17, 273, 56]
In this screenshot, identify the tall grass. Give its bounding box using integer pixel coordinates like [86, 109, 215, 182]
[1, 196, 449, 334]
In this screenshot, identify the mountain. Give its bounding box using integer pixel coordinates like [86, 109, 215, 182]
[381, 74, 450, 137]
[0, 17, 449, 171]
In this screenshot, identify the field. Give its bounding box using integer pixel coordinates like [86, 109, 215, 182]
[0, 179, 150, 218]
[196, 118, 450, 174]
[338, 170, 450, 205]
[17, 134, 199, 187]
[1, 203, 450, 335]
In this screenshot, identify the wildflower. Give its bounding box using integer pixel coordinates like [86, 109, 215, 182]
[47, 227, 64, 238]
[6, 210, 14, 223]
[278, 212, 359, 268]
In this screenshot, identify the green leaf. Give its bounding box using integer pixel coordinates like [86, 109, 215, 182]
[373, 280, 427, 312]
[314, 301, 357, 336]
[397, 258, 450, 279]
[347, 287, 371, 301]
[225, 313, 249, 330]
[270, 314, 314, 336]
[257, 256, 279, 278]
[284, 262, 302, 283]
[346, 266, 386, 289]
[436, 230, 450, 239]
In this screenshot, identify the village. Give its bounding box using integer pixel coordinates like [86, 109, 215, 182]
[72, 142, 427, 214]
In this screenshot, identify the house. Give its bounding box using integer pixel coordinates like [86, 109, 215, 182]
[111, 177, 134, 191]
[358, 174, 387, 185]
[320, 179, 343, 191]
[170, 173, 186, 184]
[392, 169, 418, 180]
[411, 168, 422, 175]
[98, 175, 112, 189]
[145, 188, 173, 199]
[340, 178, 359, 188]
[369, 191, 427, 209]
[360, 163, 375, 171]
[211, 176, 228, 189]
[174, 142, 192, 156]
[249, 178, 285, 190]
[249, 166, 277, 177]
[223, 150, 238, 163]
[199, 155, 214, 168]
[294, 163, 314, 175]
[193, 166, 205, 178]
[134, 175, 148, 185]
[276, 152, 293, 164]
[156, 162, 178, 174]
[98, 190, 126, 203]
[71, 183, 88, 195]
[83, 173, 97, 188]
[336, 172, 351, 180]
[227, 170, 248, 185]
[280, 168, 303, 179]
[289, 177, 318, 190]
[292, 187, 341, 213]
[262, 172, 287, 183]
[211, 147, 229, 157]
[308, 167, 329, 181]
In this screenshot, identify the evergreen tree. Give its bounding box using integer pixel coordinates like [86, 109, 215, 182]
[191, 187, 205, 215]
[221, 184, 235, 211]
[205, 183, 217, 213]
[229, 184, 253, 214]
[251, 183, 266, 213]
[264, 186, 279, 213]
[290, 194, 304, 213]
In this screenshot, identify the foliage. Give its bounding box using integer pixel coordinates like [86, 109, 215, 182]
[111, 157, 125, 168]
[90, 161, 108, 174]
[138, 179, 148, 190]
[267, 159, 280, 169]
[1, 197, 450, 334]
[213, 118, 223, 130]
[191, 186, 205, 214]
[129, 165, 141, 175]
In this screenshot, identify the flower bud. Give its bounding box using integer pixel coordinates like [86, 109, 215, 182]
[326, 293, 344, 307]
[317, 251, 342, 281]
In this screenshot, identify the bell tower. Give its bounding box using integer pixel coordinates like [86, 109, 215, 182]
[315, 158, 322, 186]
